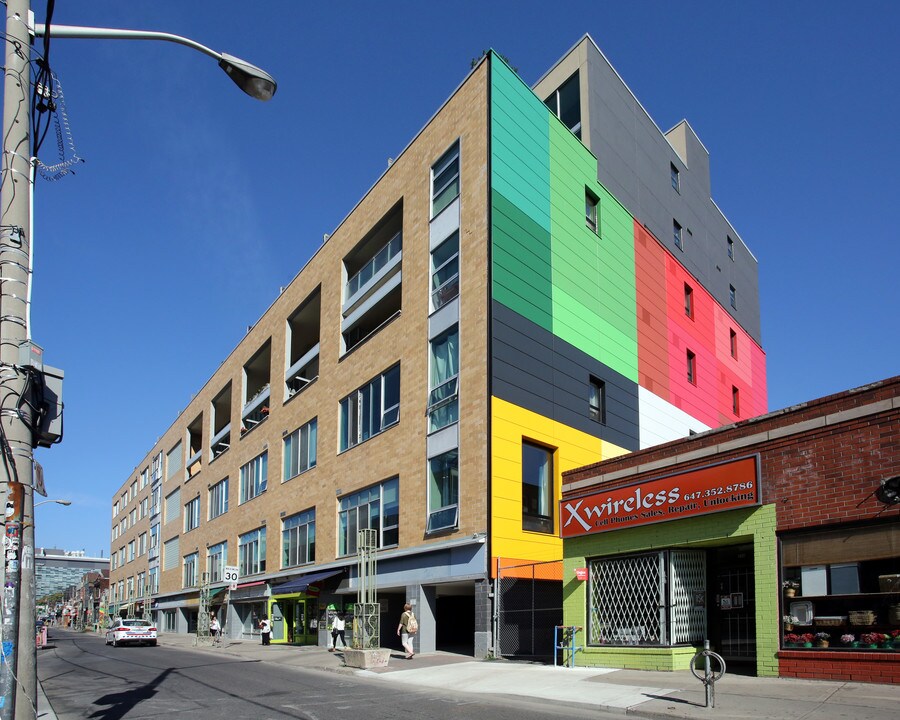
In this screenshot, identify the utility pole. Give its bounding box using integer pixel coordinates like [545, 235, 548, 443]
[0, 2, 36, 720]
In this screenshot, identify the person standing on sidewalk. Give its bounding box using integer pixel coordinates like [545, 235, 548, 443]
[397, 603, 416, 659]
[259, 616, 271, 645]
[209, 614, 221, 645]
[330, 612, 346, 651]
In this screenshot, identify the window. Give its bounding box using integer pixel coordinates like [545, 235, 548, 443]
[167, 441, 183, 480]
[585, 190, 598, 233]
[589, 377, 606, 424]
[130, 481, 137, 499]
[136, 572, 145, 597]
[431, 231, 459, 312]
[151, 451, 163, 482]
[140, 468, 149, 489]
[427, 450, 459, 532]
[522, 442, 554, 533]
[129, 508, 136, 526]
[140, 497, 148, 519]
[283, 418, 317, 481]
[126, 577, 134, 599]
[687, 350, 696, 385]
[150, 525, 159, 552]
[163, 537, 179, 571]
[165, 487, 181, 525]
[684, 283, 693, 319]
[238, 527, 266, 576]
[282, 509, 316, 568]
[673, 220, 683, 251]
[727, 236, 734, 260]
[163, 610, 176, 632]
[671, 163, 680, 192]
[732, 386, 740, 416]
[183, 552, 198, 588]
[428, 328, 459, 432]
[149, 567, 159, 595]
[338, 478, 399, 556]
[111, 554, 117, 570]
[543, 70, 581, 138]
[184, 496, 200, 532]
[339, 365, 400, 451]
[431, 141, 460, 217]
[138, 532, 147, 556]
[209, 478, 229, 519]
[730, 328, 738, 359]
[589, 550, 706, 646]
[127, 540, 135, 562]
[239, 451, 268, 503]
[210, 384, 232, 459]
[729, 285, 737, 309]
[207, 541, 227, 583]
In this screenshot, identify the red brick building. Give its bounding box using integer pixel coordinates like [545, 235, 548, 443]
[561, 377, 899, 683]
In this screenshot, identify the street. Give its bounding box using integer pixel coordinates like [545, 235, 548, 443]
[38, 630, 611, 720]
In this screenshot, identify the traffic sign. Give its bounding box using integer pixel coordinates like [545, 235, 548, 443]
[224, 565, 239, 590]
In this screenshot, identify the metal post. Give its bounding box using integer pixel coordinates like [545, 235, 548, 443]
[704, 639, 712, 708]
[1, 3, 35, 718]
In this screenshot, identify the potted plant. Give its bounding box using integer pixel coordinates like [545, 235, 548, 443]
[840, 633, 857, 648]
[799, 632, 815, 648]
[814, 631, 831, 648]
[783, 580, 800, 598]
[783, 632, 800, 647]
[783, 614, 799, 631]
[861, 632, 884, 649]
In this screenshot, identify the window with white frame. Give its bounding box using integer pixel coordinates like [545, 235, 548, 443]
[184, 496, 200, 532]
[543, 71, 581, 138]
[207, 541, 227, 583]
[140, 468, 149, 489]
[126, 577, 134, 599]
[140, 497, 148, 519]
[127, 540, 135, 562]
[282, 509, 316, 568]
[163, 610, 176, 632]
[111, 554, 117, 570]
[150, 524, 159, 551]
[138, 532, 147, 556]
[136, 572, 145, 597]
[183, 552, 198, 588]
[130, 481, 137, 499]
[427, 450, 459, 532]
[238, 527, 266, 576]
[209, 478, 229, 519]
[149, 566, 159, 594]
[339, 365, 400, 451]
[431, 231, 459, 312]
[152, 451, 163, 482]
[428, 327, 458, 432]
[283, 418, 317, 481]
[431, 141, 460, 217]
[522, 441, 554, 533]
[338, 478, 399, 556]
[239, 452, 268, 503]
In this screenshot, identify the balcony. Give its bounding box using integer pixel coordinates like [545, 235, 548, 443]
[285, 343, 319, 399]
[241, 385, 270, 434]
[211, 423, 231, 459]
[344, 231, 402, 311]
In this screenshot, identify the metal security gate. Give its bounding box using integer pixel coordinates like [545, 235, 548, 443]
[495, 559, 562, 661]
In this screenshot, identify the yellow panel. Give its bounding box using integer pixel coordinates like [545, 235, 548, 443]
[491, 396, 628, 574]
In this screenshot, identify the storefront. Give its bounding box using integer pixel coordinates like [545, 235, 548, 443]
[266, 569, 343, 645]
[561, 377, 900, 683]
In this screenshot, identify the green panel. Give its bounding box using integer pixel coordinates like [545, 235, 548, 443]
[491, 57, 552, 329]
[489, 52, 638, 380]
[562, 504, 779, 677]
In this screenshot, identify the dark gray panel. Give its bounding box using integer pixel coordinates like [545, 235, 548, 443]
[492, 301, 639, 451]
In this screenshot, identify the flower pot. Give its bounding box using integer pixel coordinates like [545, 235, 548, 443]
[785, 588, 796, 598]
[869, 644, 879, 649]
[815, 640, 829, 648]
[803, 642, 813, 648]
[851, 641, 860, 648]
[784, 624, 794, 631]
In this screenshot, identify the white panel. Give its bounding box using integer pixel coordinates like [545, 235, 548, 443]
[638, 386, 711, 450]
[429, 196, 460, 250]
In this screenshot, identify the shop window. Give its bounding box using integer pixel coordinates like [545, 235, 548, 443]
[780, 524, 900, 651]
[522, 442, 554, 533]
[588, 550, 706, 646]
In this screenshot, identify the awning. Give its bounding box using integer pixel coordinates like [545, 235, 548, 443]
[271, 569, 343, 596]
[229, 581, 269, 602]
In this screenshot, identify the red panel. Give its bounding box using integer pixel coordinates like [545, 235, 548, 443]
[634, 220, 669, 399]
[779, 650, 900, 684]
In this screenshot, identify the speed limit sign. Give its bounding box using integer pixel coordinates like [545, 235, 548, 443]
[224, 565, 240, 591]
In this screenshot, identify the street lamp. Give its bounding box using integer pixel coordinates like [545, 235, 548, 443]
[0, 5, 277, 719]
[34, 499, 71, 508]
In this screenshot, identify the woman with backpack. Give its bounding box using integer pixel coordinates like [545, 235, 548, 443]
[397, 603, 417, 659]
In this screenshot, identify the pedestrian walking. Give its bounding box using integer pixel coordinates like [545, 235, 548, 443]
[330, 612, 346, 651]
[259, 616, 271, 645]
[209, 614, 221, 645]
[397, 603, 417, 659]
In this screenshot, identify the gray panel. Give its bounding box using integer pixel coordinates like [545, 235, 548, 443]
[426, 423, 459, 459]
[491, 301, 639, 451]
[428, 297, 459, 339]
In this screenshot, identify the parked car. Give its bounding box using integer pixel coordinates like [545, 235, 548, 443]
[105, 618, 157, 647]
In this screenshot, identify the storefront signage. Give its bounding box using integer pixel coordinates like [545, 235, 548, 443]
[574, 567, 588, 581]
[561, 455, 759, 538]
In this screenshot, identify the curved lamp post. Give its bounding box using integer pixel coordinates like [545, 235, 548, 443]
[33, 24, 277, 101]
[34, 499, 71, 508]
[0, 6, 277, 719]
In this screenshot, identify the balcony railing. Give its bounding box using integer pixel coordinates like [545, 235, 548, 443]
[211, 423, 231, 459]
[241, 385, 270, 432]
[285, 343, 319, 398]
[346, 231, 402, 302]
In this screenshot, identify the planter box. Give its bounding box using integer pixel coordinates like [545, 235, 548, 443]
[343, 647, 391, 669]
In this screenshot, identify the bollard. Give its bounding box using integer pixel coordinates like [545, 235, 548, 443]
[689, 639, 726, 708]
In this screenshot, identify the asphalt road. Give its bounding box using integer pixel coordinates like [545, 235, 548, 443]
[38, 632, 614, 720]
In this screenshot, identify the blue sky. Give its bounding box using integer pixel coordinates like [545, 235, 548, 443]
[29, 1, 898, 555]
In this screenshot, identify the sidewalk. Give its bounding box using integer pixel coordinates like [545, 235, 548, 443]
[151, 633, 900, 719]
[41, 630, 900, 720]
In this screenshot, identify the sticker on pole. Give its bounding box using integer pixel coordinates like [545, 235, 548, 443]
[224, 565, 239, 591]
